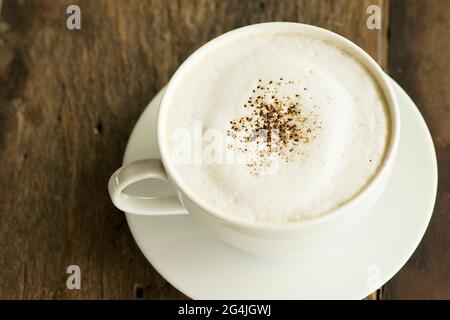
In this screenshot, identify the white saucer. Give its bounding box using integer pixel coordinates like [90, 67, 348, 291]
[122, 78, 437, 299]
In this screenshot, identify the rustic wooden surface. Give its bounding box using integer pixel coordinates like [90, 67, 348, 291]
[0, 0, 446, 299]
[383, 0, 450, 299]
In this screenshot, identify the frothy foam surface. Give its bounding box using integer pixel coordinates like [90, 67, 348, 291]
[164, 32, 390, 223]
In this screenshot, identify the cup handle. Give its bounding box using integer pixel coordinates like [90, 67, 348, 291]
[108, 159, 188, 215]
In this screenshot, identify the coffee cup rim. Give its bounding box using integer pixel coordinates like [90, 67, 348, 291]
[157, 22, 400, 231]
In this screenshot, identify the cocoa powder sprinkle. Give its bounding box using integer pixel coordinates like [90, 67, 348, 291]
[227, 78, 321, 175]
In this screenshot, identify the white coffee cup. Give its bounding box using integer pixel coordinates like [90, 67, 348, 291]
[108, 23, 400, 259]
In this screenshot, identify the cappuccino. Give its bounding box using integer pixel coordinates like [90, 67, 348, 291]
[163, 32, 390, 223]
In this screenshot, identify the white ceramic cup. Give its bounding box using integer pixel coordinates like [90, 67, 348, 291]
[108, 22, 400, 259]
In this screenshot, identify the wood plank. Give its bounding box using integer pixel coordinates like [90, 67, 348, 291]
[383, 0, 450, 299]
[0, 0, 387, 299]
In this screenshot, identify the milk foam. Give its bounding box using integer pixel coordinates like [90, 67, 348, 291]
[164, 32, 390, 223]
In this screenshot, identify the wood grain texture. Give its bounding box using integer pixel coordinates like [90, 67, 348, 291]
[0, 0, 387, 299]
[383, 0, 450, 299]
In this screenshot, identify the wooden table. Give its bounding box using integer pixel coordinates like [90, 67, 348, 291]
[0, 0, 448, 299]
